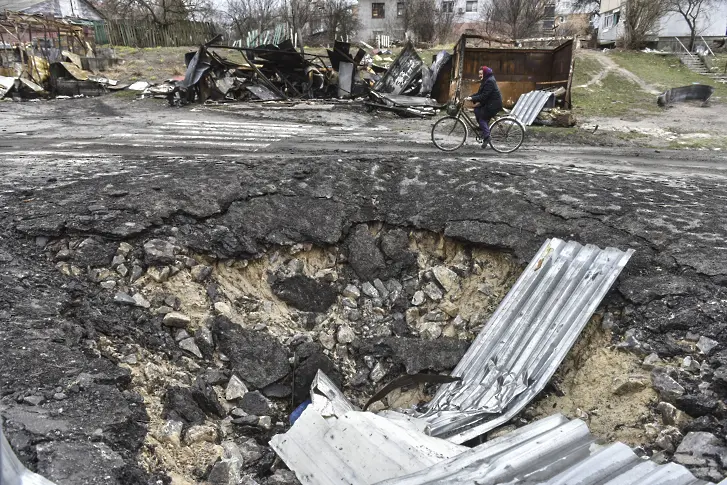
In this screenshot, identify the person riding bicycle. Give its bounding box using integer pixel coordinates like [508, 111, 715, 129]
[465, 66, 503, 148]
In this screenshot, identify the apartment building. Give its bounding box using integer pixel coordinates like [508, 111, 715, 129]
[598, 0, 727, 48]
[356, 0, 579, 43]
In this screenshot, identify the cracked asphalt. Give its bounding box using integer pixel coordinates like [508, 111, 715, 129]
[1, 96, 726, 484]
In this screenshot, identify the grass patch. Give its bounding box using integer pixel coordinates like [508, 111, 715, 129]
[667, 136, 727, 150]
[711, 53, 727, 74]
[572, 54, 604, 86]
[572, 70, 658, 118]
[609, 51, 727, 100]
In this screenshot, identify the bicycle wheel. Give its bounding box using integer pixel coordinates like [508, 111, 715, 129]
[489, 117, 525, 154]
[431, 116, 467, 151]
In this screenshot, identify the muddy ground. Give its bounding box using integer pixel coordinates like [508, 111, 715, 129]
[1, 95, 727, 484]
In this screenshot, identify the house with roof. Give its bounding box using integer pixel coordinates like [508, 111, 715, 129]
[0, 0, 103, 21]
[598, 0, 727, 50]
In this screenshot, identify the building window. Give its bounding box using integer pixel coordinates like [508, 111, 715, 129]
[442, 1, 454, 13]
[372, 2, 385, 18]
[465, 0, 477, 12]
[544, 4, 555, 17]
[397, 2, 404, 16]
[542, 20, 555, 30]
[613, 11, 620, 24]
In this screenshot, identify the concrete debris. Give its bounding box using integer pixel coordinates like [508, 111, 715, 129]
[163, 311, 191, 328]
[652, 368, 686, 402]
[179, 337, 203, 358]
[697, 336, 719, 355]
[226, 375, 249, 401]
[184, 424, 218, 445]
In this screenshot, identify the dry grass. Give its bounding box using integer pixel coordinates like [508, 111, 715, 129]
[102, 46, 249, 83]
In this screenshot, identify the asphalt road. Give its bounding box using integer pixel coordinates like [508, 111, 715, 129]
[2, 96, 727, 179]
[1, 96, 726, 484]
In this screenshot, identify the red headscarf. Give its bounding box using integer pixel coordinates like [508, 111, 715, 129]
[480, 66, 493, 77]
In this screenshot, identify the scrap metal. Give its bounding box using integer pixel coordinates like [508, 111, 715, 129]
[511, 90, 555, 126]
[657, 84, 715, 107]
[378, 414, 714, 485]
[269, 407, 467, 485]
[373, 42, 423, 96]
[418, 238, 635, 444]
[271, 375, 717, 485]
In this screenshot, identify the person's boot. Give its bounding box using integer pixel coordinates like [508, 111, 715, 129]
[481, 136, 490, 149]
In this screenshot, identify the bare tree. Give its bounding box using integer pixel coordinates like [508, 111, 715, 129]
[398, 0, 459, 43]
[281, 0, 314, 53]
[622, 0, 669, 49]
[666, 0, 725, 51]
[96, 0, 214, 25]
[482, 0, 552, 40]
[226, 0, 281, 42]
[322, 0, 359, 42]
[572, 0, 599, 14]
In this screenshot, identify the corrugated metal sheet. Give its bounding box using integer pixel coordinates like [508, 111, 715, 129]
[418, 238, 634, 444]
[378, 414, 714, 485]
[272, 410, 717, 485]
[269, 408, 467, 485]
[1, 423, 56, 485]
[511, 90, 554, 125]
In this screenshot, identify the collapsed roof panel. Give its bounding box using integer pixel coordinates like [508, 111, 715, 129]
[377, 414, 713, 485]
[271, 376, 717, 485]
[373, 42, 423, 96]
[418, 238, 635, 444]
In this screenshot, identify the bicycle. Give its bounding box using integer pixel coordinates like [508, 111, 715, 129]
[431, 99, 526, 153]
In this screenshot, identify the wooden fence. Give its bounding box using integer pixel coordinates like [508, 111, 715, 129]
[98, 19, 218, 47]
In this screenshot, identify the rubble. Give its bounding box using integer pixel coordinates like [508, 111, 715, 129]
[0, 12, 121, 100]
[3, 191, 727, 485]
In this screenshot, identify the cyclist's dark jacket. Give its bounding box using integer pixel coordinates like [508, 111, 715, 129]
[471, 71, 503, 114]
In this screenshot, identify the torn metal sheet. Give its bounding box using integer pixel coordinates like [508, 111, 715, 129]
[128, 81, 150, 91]
[0, 76, 15, 98]
[309, 369, 356, 420]
[511, 90, 555, 126]
[270, 408, 466, 485]
[418, 238, 634, 444]
[373, 43, 423, 95]
[381, 95, 441, 108]
[2, 423, 56, 485]
[377, 414, 715, 485]
[62, 50, 83, 69]
[657, 84, 715, 107]
[338, 61, 354, 97]
[180, 47, 210, 89]
[421, 50, 451, 96]
[59, 62, 88, 81]
[246, 85, 282, 101]
[17, 78, 44, 93]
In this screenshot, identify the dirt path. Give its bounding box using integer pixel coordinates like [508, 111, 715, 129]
[577, 50, 662, 94]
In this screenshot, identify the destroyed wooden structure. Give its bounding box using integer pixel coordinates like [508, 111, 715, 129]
[168, 38, 446, 117]
[0, 11, 99, 97]
[441, 34, 576, 109]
